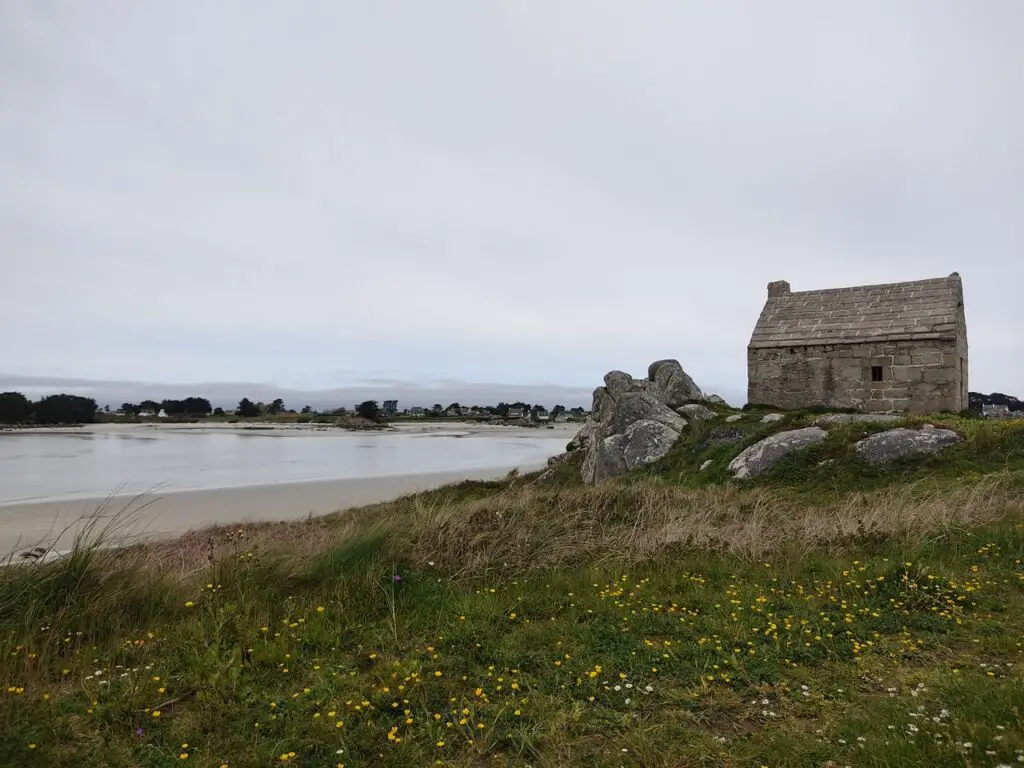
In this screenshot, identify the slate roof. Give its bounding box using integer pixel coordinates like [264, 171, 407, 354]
[748, 274, 964, 349]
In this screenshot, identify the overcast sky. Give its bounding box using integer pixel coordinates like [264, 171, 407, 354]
[2, 2, 1021, 408]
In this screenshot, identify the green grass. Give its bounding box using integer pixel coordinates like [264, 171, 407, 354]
[2, 525, 1022, 767]
[644, 411, 1024, 498]
[2, 411, 1024, 766]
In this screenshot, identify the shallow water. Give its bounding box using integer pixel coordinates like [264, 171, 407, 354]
[0, 429, 567, 505]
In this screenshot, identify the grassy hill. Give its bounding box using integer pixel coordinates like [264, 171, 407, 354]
[2, 411, 1023, 766]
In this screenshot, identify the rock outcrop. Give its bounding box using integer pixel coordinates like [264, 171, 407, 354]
[854, 426, 961, 465]
[677, 403, 716, 421]
[647, 359, 703, 408]
[570, 359, 702, 484]
[622, 420, 680, 470]
[728, 426, 828, 479]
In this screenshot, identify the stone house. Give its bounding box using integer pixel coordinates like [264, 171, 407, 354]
[982, 404, 1011, 419]
[747, 273, 968, 414]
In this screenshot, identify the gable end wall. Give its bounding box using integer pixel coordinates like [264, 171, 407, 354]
[747, 338, 964, 414]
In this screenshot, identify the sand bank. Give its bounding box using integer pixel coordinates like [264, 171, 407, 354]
[0, 464, 544, 563]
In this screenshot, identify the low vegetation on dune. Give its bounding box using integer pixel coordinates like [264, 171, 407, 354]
[2, 413, 1024, 767]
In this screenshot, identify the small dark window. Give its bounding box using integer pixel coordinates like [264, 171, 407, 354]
[871, 366, 883, 382]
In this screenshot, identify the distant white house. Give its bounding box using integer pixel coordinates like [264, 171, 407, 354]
[507, 407, 525, 419]
[157, 409, 169, 419]
[408, 407, 425, 417]
[534, 408, 550, 422]
[138, 410, 155, 418]
[982, 404, 1011, 419]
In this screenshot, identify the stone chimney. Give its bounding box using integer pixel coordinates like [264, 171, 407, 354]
[767, 280, 791, 298]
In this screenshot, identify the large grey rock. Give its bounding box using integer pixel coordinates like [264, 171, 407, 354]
[604, 371, 636, 399]
[854, 427, 961, 465]
[598, 434, 628, 481]
[760, 413, 785, 424]
[612, 393, 686, 435]
[565, 420, 591, 452]
[728, 426, 828, 479]
[577, 358, 702, 484]
[622, 420, 680, 470]
[815, 413, 903, 425]
[647, 359, 677, 381]
[703, 394, 727, 406]
[592, 386, 616, 424]
[582, 432, 628, 484]
[677, 403, 716, 421]
[579, 424, 602, 483]
[724, 414, 744, 423]
[648, 359, 703, 408]
[568, 390, 613, 451]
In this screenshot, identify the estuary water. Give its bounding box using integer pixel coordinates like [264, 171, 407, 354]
[0, 425, 570, 506]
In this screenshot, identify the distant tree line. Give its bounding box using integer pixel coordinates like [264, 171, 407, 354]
[235, 398, 285, 417]
[969, 391, 1023, 412]
[1, 390, 587, 426]
[415, 402, 576, 418]
[356, 400, 382, 422]
[0, 392, 99, 425]
[113, 397, 289, 419]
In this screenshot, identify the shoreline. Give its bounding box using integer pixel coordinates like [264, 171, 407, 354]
[0, 420, 578, 440]
[0, 463, 545, 562]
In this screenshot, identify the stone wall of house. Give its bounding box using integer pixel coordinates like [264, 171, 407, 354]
[955, 301, 969, 409]
[747, 338, 966, 414]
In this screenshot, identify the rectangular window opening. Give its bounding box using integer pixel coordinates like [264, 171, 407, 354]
[871, 365, 883, 382]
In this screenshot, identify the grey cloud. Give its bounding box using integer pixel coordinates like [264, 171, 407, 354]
[1, 1, 1021, 399]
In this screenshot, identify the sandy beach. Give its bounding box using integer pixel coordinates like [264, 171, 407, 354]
[0, 420, 577, 562]
[0, 465, 550, 563]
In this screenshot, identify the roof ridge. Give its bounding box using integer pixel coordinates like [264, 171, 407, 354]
[784, 275, 959, 297]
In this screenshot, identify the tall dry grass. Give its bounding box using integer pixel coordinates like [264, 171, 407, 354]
[59, 469, 1024, 583]
[400, 472, 1024, 573]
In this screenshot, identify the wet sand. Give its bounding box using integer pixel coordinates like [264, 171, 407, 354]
[0, 464, 542, 562]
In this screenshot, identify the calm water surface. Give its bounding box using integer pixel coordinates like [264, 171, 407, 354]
[0, 429, 568, 505]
